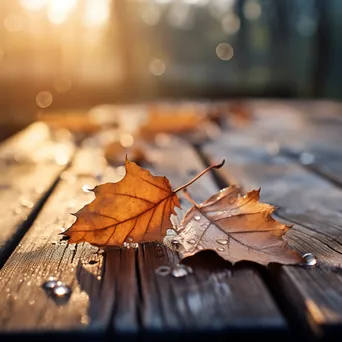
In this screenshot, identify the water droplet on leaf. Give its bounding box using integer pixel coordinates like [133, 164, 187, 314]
[166, 229, 177, 236]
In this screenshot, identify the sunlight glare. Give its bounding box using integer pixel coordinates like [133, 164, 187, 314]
[83, 0, 110, 28]
[20, 0, 47, 12]
[47, 0, 77, 25]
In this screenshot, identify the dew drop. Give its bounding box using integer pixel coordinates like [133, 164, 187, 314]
[171, 240, 180, 249]
[13, 207, 22, 215]
[187, 239, 196, 245]
[303, 253, 317, 266]
[53, 284, 72, 298]
[216, 239, 228, 245]
[166, 229, 177, 236]
[155, 265, 171, 276]
[194, 215, 201, 221]
[217, 247, 225, 252]
[299, 152, 315, 165]
[20, 198, 34, 208]
[42, 277, 58, 291]
[172, 264, 193, 278]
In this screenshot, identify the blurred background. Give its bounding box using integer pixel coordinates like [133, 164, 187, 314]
[0, 0, 341, 141]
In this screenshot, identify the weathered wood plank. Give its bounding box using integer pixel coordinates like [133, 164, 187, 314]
[203, 129, 342, 340]
[136, 137, 289, 341]
[241, 100, 342, 187]
[0, 145, 138, 341]
[0, 122, 74, 266]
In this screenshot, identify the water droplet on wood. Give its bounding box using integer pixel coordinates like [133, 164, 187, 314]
[53, 284, 72, 298]
[42, 277, 58, 291]
[303, 253, 317, 266]
[20, 198, 33, 208]
[155, 266, 171, 276]
[13, 207, 22, 215]
[299, 152, 315, 165]
[172, 264, 193, 278]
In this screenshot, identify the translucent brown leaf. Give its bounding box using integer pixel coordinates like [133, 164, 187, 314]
[169, 185, 302, 266]
[63, 158, 181, 246]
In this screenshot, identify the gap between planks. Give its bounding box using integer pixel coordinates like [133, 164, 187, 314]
[0, 135, 289, 342]
[202, 113, 342, 342]
[0, 122, 75, 268]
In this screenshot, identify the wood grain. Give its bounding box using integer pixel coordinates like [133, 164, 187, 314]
[0, 122, 74, 266]
[203, 127, 342, 339]
[136, 137, 288, 341]
[0, 145, 138, 340]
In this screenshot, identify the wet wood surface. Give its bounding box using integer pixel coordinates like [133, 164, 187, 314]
[0, 122, 75, 267]
[203, 100, 342, 340]
[1, 100, 342, 341]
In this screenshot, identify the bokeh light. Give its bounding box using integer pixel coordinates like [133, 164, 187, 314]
[4, 15, 23, 32]
[140, 4, 160, 26]
[216, 43, 234, 61]
[83, 0, 111, 28]
[243, 0, 262, 20]
[149, 59, 166, 76]
[36, 91, 53, 108]
[120, 133, 134, 148]
[47, 0, 77, 25]
[221, 13, 240, 35]
[19, 0, 46, 12]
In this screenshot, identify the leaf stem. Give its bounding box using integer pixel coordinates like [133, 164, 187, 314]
[173, 159, 225, 193]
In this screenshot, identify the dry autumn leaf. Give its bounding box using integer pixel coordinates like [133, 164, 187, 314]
[63, 158, 224, 246]
[168, 185, 302, 266]
[138, 102, 207, 138]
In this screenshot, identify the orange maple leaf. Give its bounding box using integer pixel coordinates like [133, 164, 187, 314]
[64, 158, 181, 245]
[64, 158, 224, 246]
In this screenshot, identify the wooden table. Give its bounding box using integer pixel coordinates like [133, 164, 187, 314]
[1, 100, 342, 342]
